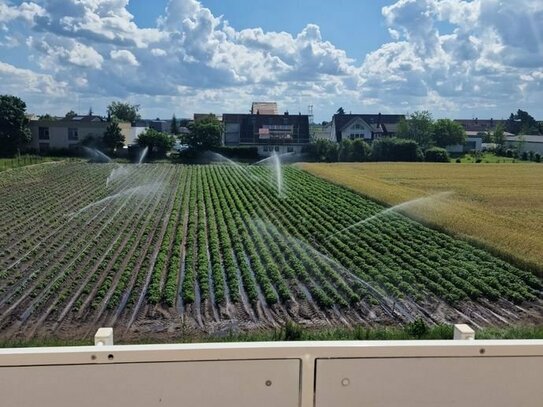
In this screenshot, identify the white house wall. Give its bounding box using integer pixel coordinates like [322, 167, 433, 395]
[341, 119, 373, 141]
[505, 141, 543, 154]
[128, 127, 148, 146]
[30, 121, 131, 151]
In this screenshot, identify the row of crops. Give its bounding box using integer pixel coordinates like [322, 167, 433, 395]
[0, 162, 541, 338]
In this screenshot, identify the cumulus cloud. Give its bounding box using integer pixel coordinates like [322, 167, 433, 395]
[0, 61, 68, 95]
[27, 35, 104, 69]
[360, 0, 543, 115]
[0, 1, 45, 25]
[110, 49, 139, 66]
[0, 0, 541, 119]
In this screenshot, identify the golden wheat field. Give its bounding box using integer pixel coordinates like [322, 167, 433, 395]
[299, 162, 543, 274]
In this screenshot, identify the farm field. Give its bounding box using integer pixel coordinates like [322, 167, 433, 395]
[0, 162, 542, 342]
[300, 162, 543, 274]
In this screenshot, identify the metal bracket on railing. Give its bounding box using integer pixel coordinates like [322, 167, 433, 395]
[453, 324, 475, 340]
[94, 327, 114, 346]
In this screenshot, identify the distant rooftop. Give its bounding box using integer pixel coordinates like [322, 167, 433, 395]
[454, 118, 506, 133]
[251, 102, 278, 115]
[71, 115, 106, 122]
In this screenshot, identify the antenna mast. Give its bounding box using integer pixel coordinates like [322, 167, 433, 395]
[308, 105, 314, 124]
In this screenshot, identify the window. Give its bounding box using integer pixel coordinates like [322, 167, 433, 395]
[287, 146, 294, 153]
[38, 127, 49, 140]
[274, 146, 279, 152]
[68, 128, 78, 141]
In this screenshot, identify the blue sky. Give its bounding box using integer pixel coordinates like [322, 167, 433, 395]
[0, 0, 542, 121]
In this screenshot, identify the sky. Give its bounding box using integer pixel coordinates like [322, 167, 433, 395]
[0, 0, 542, 122]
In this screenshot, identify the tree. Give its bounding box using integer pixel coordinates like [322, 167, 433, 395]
[137, 128, 174, 158]
[307, 139, 336, 162]
[372, 138, 422, 162]
[107, 101, 141, 124]
[336, 107, 345, 115]
[432, 119, 466, 148]
[179, 118, 191, 128]
[351, 139, 371, 161]
[338, 139, 353, 161]
[0, 95, 31, 157]
[507, 109, 538, 135]
[65, 110, 77, 119]
[492, 123, 506, 145]
[424, 147, 450, 162]
[397, 111, 434, 148]
[38, 114, 55, 121]
[186, 114, 223, 151]
[171, 114, 179, 135]
[102, 120, 124, 152]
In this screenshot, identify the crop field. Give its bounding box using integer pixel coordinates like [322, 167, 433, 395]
[300, 162, 543, 274]
[0, 162, 542, 341]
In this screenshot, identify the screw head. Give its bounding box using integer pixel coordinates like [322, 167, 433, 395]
[341, 378, 350, 387]
[265, 380, 272, 387]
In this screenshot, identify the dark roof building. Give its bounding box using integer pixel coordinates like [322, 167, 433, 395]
[222, 107, 310, 156]
[454, 118, 507, 134]
[331, 113, 405, 142]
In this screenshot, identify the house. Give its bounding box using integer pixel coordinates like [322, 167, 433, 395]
[28, 115, 131, 152]
[330, 113, 405, 142]
[450, 119, 515, 153]
[311, 122, 334, 142]
[446, 133, 484, 153]
[222, 103, 310, 156]
[454, 118, 507, 134]
[505, 135, 543, 154]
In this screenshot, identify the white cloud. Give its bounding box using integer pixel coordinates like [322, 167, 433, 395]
[0, 0, 542, 120]
[0, 1, 45, 24]
[151, 48, 167, 56]
[110, 49, 139, 66]
[28, 36, 104, 69]
[0, 61, 68, 95]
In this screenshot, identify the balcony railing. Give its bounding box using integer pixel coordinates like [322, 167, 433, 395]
[0, 325, 542, 407]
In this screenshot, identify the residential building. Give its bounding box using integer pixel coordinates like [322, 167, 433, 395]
[28, 115, 131, 152]
[311, 122, 334, 141]
[454, 118, 507, 134]
[505, 135, 543, 154]
[222, 105, 310, 156]
[449, 118, 515, 153]
[331, 113, 405, 142]
[446, 135, 483, 153]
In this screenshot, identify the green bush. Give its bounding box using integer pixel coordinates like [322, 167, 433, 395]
[351, 139, 371, 161]
[424, 147, 449, 162]
[405, 318, 429, 339]
[372, 138, 422, 162]
[535, 153, 541, 163]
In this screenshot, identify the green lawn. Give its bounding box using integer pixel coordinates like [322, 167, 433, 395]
[0, 155, 77, 172]
[456, 152, 519, 163]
